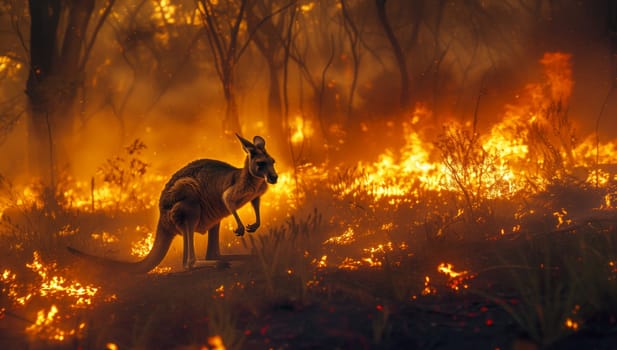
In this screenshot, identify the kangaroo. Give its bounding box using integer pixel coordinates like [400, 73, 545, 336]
[67, 134, 278, 273]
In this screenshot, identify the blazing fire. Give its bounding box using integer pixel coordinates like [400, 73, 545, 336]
[27, 251, 99, 307]
[130, 229, 155, 258]
[1, 252, 113, 342]
[0, 0, 614, 347]
[0, 15, 613, 348]
[129, 230, 172, 274]
[323, 52, 615, 211]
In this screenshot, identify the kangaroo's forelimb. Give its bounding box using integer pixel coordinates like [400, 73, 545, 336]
[222, 188, 245, 236]
[246, 197, 260, 233]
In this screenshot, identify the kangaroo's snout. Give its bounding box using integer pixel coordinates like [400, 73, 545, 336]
[267, 173, 278, 184]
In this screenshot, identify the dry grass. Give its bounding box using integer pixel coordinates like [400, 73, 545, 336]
[2, 139, 617, 349]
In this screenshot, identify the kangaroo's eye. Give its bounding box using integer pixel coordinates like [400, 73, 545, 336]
[256, 161, 266, 167]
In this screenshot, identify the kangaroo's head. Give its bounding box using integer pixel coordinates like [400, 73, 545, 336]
[236, 134, 278, 184]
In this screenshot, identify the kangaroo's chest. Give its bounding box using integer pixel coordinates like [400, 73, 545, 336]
[226, 183, 267, 208]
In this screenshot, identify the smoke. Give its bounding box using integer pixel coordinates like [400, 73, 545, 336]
[0, 0, 614, 182]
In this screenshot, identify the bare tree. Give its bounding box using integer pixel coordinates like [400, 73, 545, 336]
[339, 0, 362, 120]
[101, 0, 204, 143]
[196, 0, 249, 135]
[246, 0, 297, 153]
[375, 0, 410, 110]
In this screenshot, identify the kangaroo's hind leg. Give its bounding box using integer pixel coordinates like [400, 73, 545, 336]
[170, 201, 200, 270]
[206, 222, 221, 260]
[166, 177, 202, 270]
[182, 226, 196, 269]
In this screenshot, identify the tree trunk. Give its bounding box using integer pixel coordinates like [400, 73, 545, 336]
[244, 3, 287, 153]
[266, 60, 285, 143]
[222, 74, 241, 134]
[376, 0, 410, 110]
[26, 0, 61, 186]
[26, 0, 96, 186]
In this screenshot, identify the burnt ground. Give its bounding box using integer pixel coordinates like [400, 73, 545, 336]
[2, 231, 617, 350]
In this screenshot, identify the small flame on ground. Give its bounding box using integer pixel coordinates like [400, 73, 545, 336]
[437, 263, 468, 279]
[312, 255, 328, 269]
[25, 304, 86, 342]
[131, 230, 154, 258]
[323, 227, 355, 245]
[27, 252, 99, 307]
[565, 317, 579, 331]
[553, 208, 572, 228]
[214, 284, 225, 298]
[2, 252, 110, 342]
[203, 335, 226, 350]
[421, 276, 436, 296]
[90, 231, 119, 244]
[438, 263, 473, 291]
[1, 269, 31, 306]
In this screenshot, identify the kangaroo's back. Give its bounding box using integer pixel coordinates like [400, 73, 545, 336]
[160, 159, 239, 208]
[160, 159, 241, 226]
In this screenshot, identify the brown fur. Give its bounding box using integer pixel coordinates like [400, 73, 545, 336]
[67, 135, 278, 273]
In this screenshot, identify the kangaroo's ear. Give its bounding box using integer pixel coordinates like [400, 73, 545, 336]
[253, 136, 265, 149]
[236, 133, 255, 153]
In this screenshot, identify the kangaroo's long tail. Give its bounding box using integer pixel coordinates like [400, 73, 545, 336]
[67, 222, 174, 274]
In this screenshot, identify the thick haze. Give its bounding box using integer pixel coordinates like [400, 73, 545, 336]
[0, 0, 615, 182]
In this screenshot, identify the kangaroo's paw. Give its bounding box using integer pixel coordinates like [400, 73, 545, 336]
[183, 258, 196, 270]
[234, 226, 245, 236]
[246, 223, 259, 232]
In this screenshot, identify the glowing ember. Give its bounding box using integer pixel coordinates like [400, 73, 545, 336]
[214, 284, 225, 298]
[1, 268, 31, 306]
[323, 227, 355, 245]
[149, 266, 173, 274]
[2, 252, 112, 342]
[205, 335, 226, 350]
[90, 231, 119, 244]
[437, 263, 473, 291]
[337, 257, 361, 271]
[312, 255, 328, 269]
[437, 263, 468, 279]
[335, 243, 394, 270]
[0, 55, 23, 76]
[421, 276, 436, 296]
[553, 208, 572, 228]
[565, 317, 579, 331]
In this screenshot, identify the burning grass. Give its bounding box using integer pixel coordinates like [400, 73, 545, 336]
[2, 52, 617, 348]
